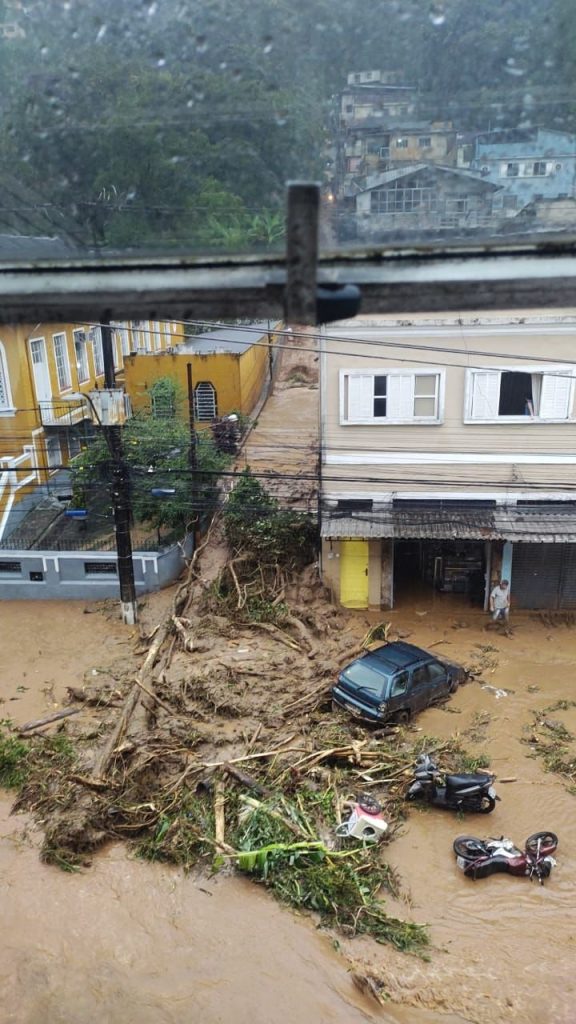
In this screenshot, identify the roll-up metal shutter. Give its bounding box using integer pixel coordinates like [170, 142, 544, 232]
[513, 543, 576, 609]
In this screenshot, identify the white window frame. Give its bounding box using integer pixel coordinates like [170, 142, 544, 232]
[73, 328, 90, 383]
[0, 340, 15, 415]
[90, 326, 105, 377]
[339, 367, 445, 426]
[113, 322, 130, 358]
[131, 320, 145, 353]
[504, 162, 519, 177]
[52, 332, 72, 392]
[464, 364, 576, 424]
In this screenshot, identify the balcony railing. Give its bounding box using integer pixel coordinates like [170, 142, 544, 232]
[38, 400, 90, 427]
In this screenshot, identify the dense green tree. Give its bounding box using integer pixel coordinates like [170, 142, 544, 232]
[0, 0, 574, 251]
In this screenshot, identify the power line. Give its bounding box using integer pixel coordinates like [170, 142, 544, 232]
[77, 316, 576, 380]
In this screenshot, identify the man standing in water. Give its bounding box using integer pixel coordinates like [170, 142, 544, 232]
[489, 578, 510, 623]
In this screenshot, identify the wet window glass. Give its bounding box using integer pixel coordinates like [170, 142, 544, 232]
[389, 671, 409, 697]
[411, 666, 430, 689]
[427, 662, 447, 683]
[0, 0, 574, 261]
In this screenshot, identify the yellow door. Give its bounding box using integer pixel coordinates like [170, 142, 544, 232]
[340, 540, 369, 608]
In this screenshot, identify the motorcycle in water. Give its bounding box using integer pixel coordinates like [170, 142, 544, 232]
[453, 831, 558, 884]
[406, 752, 499, 813]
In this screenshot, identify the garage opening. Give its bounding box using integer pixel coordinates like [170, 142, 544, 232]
[394, 539, 487, 607]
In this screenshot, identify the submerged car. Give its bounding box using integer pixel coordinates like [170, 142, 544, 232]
[332, 641, 465, 725]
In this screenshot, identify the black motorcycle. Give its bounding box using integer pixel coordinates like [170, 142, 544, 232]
[406, 752, 499, 813]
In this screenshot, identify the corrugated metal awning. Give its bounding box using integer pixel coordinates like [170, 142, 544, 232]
[321, 506, 576, 543]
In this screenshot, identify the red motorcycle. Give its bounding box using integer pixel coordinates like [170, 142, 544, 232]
[453, 831, 558, 884]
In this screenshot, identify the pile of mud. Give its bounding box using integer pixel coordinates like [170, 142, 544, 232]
[0, 553, 479, 960]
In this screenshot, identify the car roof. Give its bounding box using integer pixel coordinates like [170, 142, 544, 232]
[367, 641, 430, 670]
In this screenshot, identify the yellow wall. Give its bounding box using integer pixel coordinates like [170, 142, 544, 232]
[123, 331, 275, 420]
[0, 319, 184, 533]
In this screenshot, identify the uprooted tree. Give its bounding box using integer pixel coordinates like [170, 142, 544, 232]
[224, 469, 317, 567]
[214, 469, 318, 621]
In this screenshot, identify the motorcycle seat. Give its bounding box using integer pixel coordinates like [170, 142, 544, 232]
[446, 772, 491, 789]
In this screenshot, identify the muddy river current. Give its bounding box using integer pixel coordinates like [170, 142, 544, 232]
[1, 596, 575, 1024]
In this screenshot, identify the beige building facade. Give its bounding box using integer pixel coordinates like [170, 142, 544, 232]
[320, 313, 576, 611]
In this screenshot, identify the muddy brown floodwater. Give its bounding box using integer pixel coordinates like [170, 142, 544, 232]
[0, 600, 464, 1024]
[345, 590, 576, 1024]
[1, 594, 576, 1024]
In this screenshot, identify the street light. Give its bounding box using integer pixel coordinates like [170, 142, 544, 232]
[62, 389, 138, 625]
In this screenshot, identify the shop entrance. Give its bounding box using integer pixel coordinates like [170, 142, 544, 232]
[394, 539, 487, 606]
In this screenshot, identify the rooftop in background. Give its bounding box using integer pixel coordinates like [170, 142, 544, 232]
[181, 322, 276, 355]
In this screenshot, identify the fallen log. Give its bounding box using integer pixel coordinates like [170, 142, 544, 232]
[223, 763, 269, 796]
[214, 779, 226, 847]
[18, 708, 83, 734]
[250, 622, 302, 651]
[92, 622, 170, 780]
[133, 677, 174, 715]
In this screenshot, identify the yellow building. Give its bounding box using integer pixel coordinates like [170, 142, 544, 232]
[0, 319, 185, 539]
[123, 322, 279, 424]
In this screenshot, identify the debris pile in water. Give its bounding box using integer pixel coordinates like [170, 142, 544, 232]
[0, 527, 483, 955]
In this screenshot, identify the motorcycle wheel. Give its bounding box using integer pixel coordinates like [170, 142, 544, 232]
[478, 794, 496, 814]
[356, 793, 382, 815]
[453, 836, 486, 858]
[525, 831, 558, 855]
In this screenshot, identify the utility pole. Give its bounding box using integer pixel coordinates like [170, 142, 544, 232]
[101, 318, 138, 625]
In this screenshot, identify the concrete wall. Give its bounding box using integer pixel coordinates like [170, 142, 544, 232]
[0, 535, 192, 600]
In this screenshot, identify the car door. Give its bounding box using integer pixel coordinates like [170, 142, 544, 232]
[385, 670, 410, 717]
[409, 663, 433, 713]
[427, 659, 450, 699]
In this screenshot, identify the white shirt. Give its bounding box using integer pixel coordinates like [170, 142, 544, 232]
[490, 585, 509, 609]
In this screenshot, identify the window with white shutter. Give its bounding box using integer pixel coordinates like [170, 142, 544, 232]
[387, 374, 414, 419]
[347, 374, 374, 421]
[467, 367, 574, 421]
[470, 371, 500, 419]
[341, 370, 442, 424]
[539, 372, 573, 419]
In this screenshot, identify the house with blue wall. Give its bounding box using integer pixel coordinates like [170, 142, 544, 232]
[471, 128, 576, 213]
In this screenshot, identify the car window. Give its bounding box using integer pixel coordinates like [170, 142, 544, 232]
[411, 666, 430, 689]
[341, 661, 387, 697]
[427, 663, 447, 683]
[389, 671, 409, 698]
